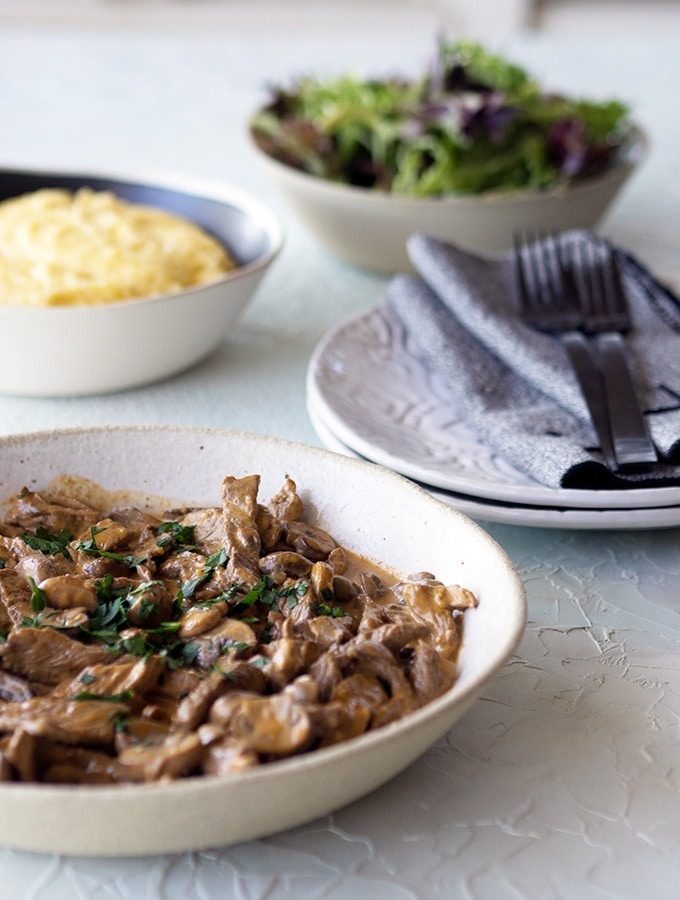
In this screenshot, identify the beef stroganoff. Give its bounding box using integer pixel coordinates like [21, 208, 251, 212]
[0, 474, 476, 784]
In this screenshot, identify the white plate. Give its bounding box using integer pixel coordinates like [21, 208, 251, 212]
[309, 403, 680, 530]
[306, 306, 680, 511]
[0, 425, 525, 856]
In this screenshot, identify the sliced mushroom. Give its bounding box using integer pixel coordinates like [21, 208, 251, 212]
[259, 550, 312, 584]
[38, 574, 98, 612]
[116, 732, 204, 781]
[178, 603, 226, 640]
[201, 736, 258, 776]
[264, 636, 319, 688]
[125, 580, 174, 628]
[193, 618, 259, 670]
[285, 521, 336, 561]
[86, 517, 129, 552]
[303, 615, 354, 648]
[12, 542, 73, 584]
[214, 692, 312, 757]
[255, 504, 283, 552]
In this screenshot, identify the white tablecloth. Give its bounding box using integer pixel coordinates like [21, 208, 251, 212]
[0, 13, 679, 899]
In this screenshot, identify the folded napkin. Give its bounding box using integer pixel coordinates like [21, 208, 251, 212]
[386, 231, 680, 490]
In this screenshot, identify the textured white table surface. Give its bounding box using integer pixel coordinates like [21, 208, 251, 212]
[0, 12, 679, 899]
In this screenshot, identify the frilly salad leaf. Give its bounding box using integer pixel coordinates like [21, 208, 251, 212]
[250, 40, 632, 197]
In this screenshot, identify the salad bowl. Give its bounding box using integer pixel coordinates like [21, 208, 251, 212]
[250, 40, 645, 273]
[253, 130, 646, 273]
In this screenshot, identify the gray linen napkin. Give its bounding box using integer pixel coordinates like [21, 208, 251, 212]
[386, 230, 680, 490]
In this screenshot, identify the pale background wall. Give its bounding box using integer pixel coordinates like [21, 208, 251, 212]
[0, 0, 531, 35]
[0, 1, 677, 37]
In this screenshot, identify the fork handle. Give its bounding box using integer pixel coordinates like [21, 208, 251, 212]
[562, 331, 617, 471]
[596, 332, 658, 469]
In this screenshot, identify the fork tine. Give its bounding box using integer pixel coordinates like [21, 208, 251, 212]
[567, 235, 594, 318]
[538, 233, 561, 302]
[583, 238, 630, 333]
[516, 233, 560, 308]
[514, 231, 585, 334]
[601, 243, 630, 322]
[513, 231, 532, 310]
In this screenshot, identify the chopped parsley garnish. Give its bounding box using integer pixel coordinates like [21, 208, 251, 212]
[312, 602, 346, 618]
[83, 575, 195, 664]
[22, 526, 73, 559]
[231, 577, 308, 616]
[71, 689, 135, 703]
[28, 577, 47, 613]
[156, 521, 197, 551]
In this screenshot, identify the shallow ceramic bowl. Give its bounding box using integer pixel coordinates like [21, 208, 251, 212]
[0, 425, 525, 857]
[253, 125, 646, 274]
[0, 168, 283, 396]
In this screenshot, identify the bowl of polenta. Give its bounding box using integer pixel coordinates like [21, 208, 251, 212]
[0, 167, 283, 396]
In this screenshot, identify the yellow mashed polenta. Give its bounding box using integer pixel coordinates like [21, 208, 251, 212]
[0, 187, 235, 307]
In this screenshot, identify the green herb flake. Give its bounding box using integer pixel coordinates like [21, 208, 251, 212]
[28, 577, 47, 613]
[22, 526, 73, 559]
[71, 689, 135, 703]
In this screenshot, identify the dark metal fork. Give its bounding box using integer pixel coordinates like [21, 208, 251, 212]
[571, 238, 658, 468]
[515, 233, 657, 471]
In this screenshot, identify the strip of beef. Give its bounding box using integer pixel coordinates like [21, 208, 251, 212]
[175, 507, 226, 557]
[3, 488, 100, 539]
[8, 537, 75, 583]
[1, 628, 111, 687]
[0, 696, 127, 746]
[221, 474, 262, 589]
[0, 569, 34, 628]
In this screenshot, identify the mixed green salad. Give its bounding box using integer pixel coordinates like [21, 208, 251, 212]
[250, 40, 633, 197]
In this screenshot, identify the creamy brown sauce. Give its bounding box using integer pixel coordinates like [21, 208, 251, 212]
[0, 473, 476, 784]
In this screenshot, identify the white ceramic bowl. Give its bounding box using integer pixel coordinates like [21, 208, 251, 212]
[254, 125, 646, 274]
[0, 425, 526, 857]
[0, 168, 283, 396]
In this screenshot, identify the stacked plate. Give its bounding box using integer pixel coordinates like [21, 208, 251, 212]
[307, 306, 680, 529]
